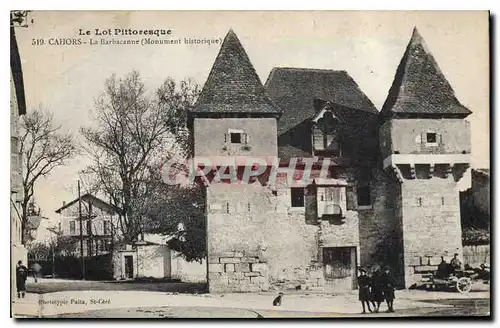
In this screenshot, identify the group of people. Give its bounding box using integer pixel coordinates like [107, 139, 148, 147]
[357, 266, 396, 314]
[436, 253, 462, 279]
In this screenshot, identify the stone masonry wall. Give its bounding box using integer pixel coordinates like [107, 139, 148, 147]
[206, 183, 323, 292]
[389, 118, 471, 155]
[193, 118, 278, 158]
[358, 166, 405, 284]
[400, 176, 463, 287]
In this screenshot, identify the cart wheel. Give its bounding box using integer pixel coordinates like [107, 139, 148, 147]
[456, 277, 472, 293]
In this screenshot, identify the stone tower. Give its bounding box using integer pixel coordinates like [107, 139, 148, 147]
[188, 30, 282, 292]
[379, 28, 472, 287]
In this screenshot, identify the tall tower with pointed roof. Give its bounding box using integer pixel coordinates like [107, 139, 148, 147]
[188, 30, 283, 293]
[380, 28, 471, 287]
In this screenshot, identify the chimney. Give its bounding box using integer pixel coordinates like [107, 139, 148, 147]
[62, 201, 66, 207]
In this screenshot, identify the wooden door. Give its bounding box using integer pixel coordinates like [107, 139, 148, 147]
[323, 247, 357, 290]
[124, 255, 134, 278]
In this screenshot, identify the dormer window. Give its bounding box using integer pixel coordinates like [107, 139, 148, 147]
[311, 103, 342, 156]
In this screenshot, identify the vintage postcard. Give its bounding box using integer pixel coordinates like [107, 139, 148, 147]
[10, 10, 490, 318]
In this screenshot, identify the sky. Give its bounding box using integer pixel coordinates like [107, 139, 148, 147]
[14, 10, 489, 221]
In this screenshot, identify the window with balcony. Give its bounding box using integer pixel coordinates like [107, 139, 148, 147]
[317, 186, 346, 219]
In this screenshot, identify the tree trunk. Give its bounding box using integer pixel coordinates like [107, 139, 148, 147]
[20, 200, 28, 245]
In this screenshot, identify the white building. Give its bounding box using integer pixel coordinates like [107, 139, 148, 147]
[55, 194, 118, 257]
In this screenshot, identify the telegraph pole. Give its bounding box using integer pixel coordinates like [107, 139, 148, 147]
[78, 180, 85, 280]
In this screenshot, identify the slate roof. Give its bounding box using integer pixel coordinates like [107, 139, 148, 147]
[265, 68, 377, 135]
[192, 30, 281, 114]
[265, 68, 379, 161]
[381, 28, 472, 118]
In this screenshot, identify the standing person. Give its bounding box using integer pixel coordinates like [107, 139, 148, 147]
[357, 267, 372, 314]
[382, 266, 396, 313]
[16, 260, 28, 299]
[31, 262, 42, 283]
[370, 267, 384, 313]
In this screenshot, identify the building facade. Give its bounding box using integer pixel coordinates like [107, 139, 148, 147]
[188, 28, 471, 293]
[55, 194, 118, 257]
[11, 24, 28, 299]
[111, 234, 206, 282]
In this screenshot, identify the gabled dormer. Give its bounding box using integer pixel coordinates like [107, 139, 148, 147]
[311, 100, 343, 157]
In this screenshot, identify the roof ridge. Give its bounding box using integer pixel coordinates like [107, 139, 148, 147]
[270, 67, 348, 73]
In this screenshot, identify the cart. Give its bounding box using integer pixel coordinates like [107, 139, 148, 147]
[421, 269, 474, 293]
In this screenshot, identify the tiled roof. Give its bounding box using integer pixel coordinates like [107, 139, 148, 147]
[192, 30, 281, 114]
[381, 28, 472, 117]
[265, 68, 379, 161]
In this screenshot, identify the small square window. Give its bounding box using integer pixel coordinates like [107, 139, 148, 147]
[230, 133, 242, 144]
[291, 188, 305, 207]
[426, 133, 437, 143]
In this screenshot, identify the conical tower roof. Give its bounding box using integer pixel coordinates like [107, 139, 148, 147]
[381, 27, 471, 118]
[192, 30, 281, 114]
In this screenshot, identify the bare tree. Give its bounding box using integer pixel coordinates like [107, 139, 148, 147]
[81, 71, 200, 242]
[16, 109, 77, 243]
